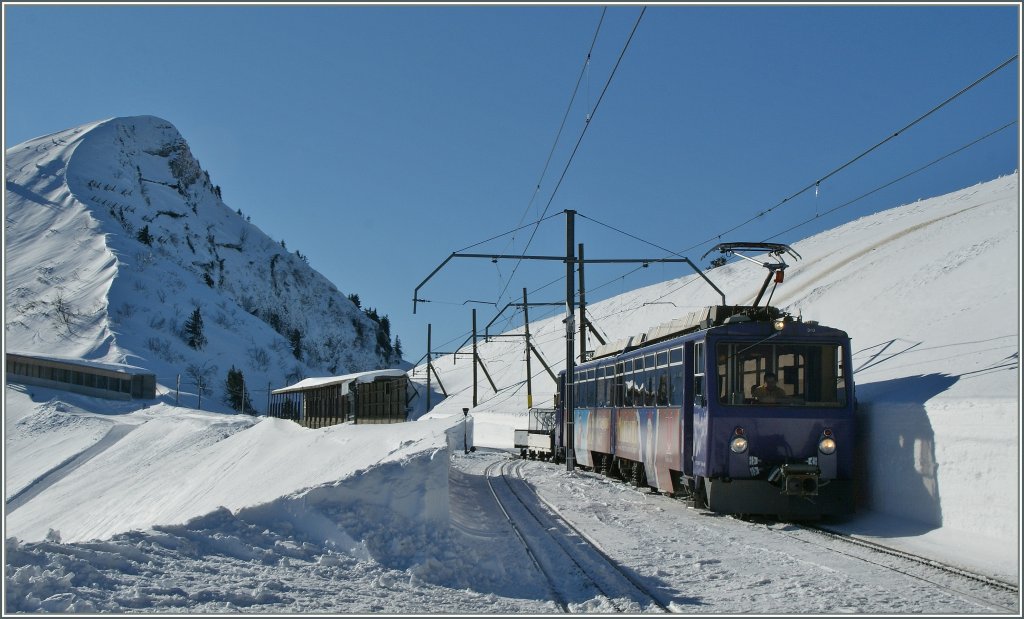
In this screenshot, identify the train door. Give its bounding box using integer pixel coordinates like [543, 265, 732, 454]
[689, 339, 710, 479]
[669, 344, 693, 478]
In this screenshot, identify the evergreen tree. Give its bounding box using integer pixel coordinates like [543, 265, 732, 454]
[290, 328, 303, 360]
[136, 225, 153, 246]
[225, 365, 252, 414]
[347, 293, 361, 309]
[183, 307, 207, 350]
[393, 336, 403, 360]
[375, 314, 393, 356]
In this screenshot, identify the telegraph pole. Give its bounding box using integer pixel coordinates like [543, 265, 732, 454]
[565, 210, 576, 472]
[426, 324, 432, 413]
[579, 243, 587, 363]
[523, 287, 533, 409]
[472, 308, 478, 408]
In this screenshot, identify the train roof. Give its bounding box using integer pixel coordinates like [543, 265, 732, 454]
[583, 243, 849, 366]
[590, 305, 821, 362]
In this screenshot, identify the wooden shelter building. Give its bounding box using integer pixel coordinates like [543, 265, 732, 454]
[268, 369, 409, 428]
[5, 351, 157, 401]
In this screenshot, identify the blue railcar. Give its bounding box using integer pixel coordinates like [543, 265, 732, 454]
[541, 243, 858, 518]
[554, 304, 856, 519]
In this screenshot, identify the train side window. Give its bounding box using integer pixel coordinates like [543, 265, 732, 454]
[624, 358, 636, 407]
[656, 369, 669, 406]
[588, 369, 597, 407]
[622, 375, 631, 407]
[614, 362, 624, 407]
[669, 364, 684, 406]
[634, 370, 644, 407]
[668, 347, 684, 406]
[642, 354, 655, 406]
[606, 366, 614, 407]
[645, 371, 655, 406]
[693, 342, 706, 407]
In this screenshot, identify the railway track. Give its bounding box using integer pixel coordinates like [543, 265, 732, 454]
[510, 455, 1018, 614]
[483, 457, 671, 613]
[767, 521, 1020, 614]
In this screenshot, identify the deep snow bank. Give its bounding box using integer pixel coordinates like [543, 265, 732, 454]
[3, 384, 463, 544]
[3, 443, 527, 615]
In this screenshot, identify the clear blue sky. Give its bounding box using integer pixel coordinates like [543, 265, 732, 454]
[4, 3, 1020, 364]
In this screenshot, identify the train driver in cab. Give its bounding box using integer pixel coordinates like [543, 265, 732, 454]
[751, 370, 788, 403]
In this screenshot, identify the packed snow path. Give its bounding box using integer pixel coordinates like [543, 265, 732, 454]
[6, 423, 137, 512]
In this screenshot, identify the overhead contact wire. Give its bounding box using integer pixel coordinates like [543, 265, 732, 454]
[494, 7, 609, 305]
[496, 7, 646, 308]
[578, 56, 1019, 298]
[682, 54, 1019, 254]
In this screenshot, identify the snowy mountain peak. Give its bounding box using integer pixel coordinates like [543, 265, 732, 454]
[5, 115, 402, 411]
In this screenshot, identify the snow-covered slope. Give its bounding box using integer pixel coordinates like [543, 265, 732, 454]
[5, 116, 400, 411]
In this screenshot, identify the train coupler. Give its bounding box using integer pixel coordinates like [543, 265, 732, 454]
[768, 463, 820, 496]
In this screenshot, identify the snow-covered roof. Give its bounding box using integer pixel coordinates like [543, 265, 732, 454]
[271, 368, 407, 395]
[6, 350, 153, 375]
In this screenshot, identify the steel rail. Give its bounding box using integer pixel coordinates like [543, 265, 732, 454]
[484, 459, 647, 612]
[482, 460, 568, 613]
[509, 459, 674, 612]
[777, 522, 1020, 613]
[501, 459, 672, 612]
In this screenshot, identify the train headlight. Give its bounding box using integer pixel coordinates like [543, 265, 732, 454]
[730, 436, 749, 454]
[818, 437, 837, 455]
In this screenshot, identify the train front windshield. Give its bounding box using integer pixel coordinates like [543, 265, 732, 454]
[717, 341, 848, 407]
